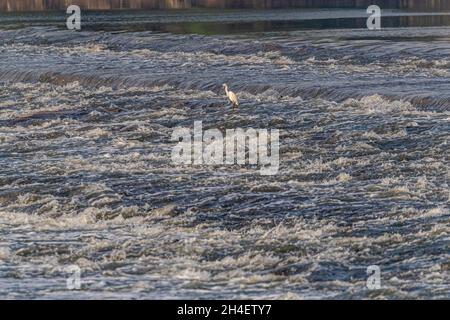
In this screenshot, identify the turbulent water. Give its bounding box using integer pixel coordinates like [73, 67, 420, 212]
[0, 9, 449, 299]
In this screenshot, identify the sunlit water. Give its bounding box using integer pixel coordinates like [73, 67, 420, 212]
[0, 9, 449, 299]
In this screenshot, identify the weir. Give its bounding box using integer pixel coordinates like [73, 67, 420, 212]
[1, 0, 450, 12]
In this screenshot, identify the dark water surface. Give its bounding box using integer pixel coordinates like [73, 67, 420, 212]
[2, 9, 450, 33]
[0, 9, 448, 299]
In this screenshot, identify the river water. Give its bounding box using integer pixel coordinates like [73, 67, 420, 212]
[0, 9, 448, 299]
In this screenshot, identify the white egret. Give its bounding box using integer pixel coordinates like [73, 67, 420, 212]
[223, 84, 239, 108]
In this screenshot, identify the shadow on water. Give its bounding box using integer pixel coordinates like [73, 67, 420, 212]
[159, 15, 450, 34]
[2, 10, 450, 34]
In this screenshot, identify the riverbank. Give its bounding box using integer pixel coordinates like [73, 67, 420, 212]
[1, 0, 450, 12]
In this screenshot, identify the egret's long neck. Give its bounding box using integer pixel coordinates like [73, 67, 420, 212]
[224, 86, 229, 95]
